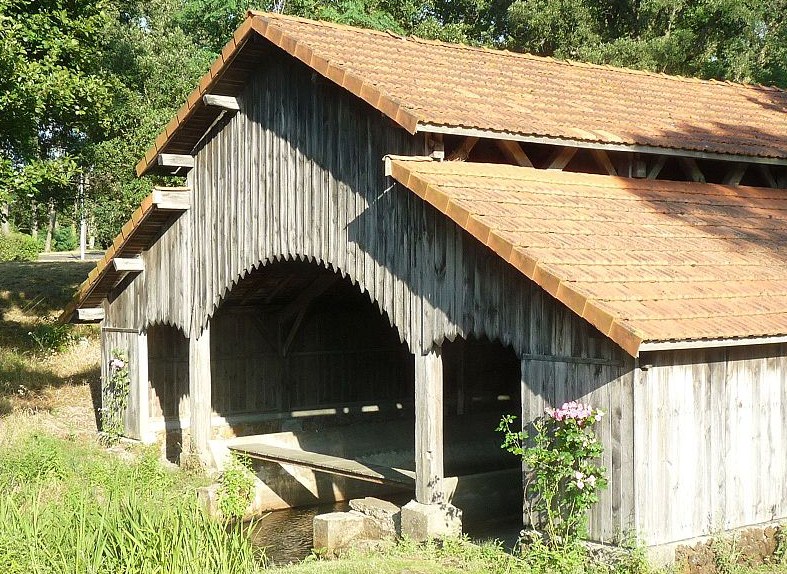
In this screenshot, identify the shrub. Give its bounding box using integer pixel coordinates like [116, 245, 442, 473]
[498, 401, 607, 552]
[0, 233, 41, 262]
[217, 453, 256, 520]
[52, 226, 78, 251]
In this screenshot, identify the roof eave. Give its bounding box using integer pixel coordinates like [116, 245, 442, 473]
[415, 123, 787, 166]
[639, 335, 787, 354]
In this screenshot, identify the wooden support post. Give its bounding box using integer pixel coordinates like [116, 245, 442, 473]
[415, 348, 444, 504]
[135, 331, 155, 444]
[546, 147, 577, 170]
[189, 323, 212, 461]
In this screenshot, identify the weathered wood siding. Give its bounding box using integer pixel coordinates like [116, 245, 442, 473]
[520, 313, 636, 542]
[635, 345, 787, 546]
[105, 51, 641, 541]
[101, 329, 146, 440]
[103, 213, 191, 333]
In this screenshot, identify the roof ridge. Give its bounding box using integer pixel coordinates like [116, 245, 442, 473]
[249, 11, 787, 95]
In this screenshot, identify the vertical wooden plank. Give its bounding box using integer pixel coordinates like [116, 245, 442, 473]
[414, 348, 444, 504]
[136, 330, 154, 444]
[189, 322, 212, 460]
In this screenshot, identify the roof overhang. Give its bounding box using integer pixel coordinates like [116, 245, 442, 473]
[386, 157, 787, 357]
[59, 188, 190, 324]
[135, 12, 787, 179]
[416, 124, 787, 167]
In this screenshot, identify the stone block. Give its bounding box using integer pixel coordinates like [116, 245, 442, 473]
[349, 497, 401, 539]
[313, 511, 366, 553]
[400, 500, 462, 542]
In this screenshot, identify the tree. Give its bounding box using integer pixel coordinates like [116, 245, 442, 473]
[0, 0, 116, 239]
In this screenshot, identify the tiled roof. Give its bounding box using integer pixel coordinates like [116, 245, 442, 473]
[58, 188, 190, 324]
[137, 11, 787, 176]
[388, 158, 787, 356]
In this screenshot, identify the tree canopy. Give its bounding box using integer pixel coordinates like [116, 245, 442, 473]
[1, 0, 785, 247]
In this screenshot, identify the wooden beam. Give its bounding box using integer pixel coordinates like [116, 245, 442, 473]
[189, 323, 212, 462]
[546, 147, 577, 170]
[447, 137, 479, 161]
[723, 163, 747, 186]
[679, 158, 706, 183]
[778, 168, 787, 189]
[497, 140, 533, 167]
[157, 154, 194, 169]
[758, 164, 778, 188]
[75, 307, 104, 322]
[590, 149, 617, 176]
[414, 348, 444, 504]
[152, 188, 191, 211]
[647, 156, 667, 180]
[202, 94, 240, 111]
[113, 258, 144, 273]
[278, 274, 338, 321]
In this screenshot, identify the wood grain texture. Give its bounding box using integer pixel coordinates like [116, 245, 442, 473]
[634, 346, 787, 545]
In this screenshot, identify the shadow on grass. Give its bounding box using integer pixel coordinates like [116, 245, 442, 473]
[0, 261, 95, 316]
[0, 260, 101, 422]
[0, 355, 102, 423]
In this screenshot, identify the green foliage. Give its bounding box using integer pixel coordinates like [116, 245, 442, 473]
[0, 232, 41, 262]
[0, 432, 262, 574]
[498, 401, 607, 554]
[218, 452, 256, 520]
[52, 226, 78, 251]
[776, 524, 787, 566]
[101, 348, 130, 444]
[28, 321, 77, 354]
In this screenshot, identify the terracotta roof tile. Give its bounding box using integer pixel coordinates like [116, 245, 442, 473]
[389, 159, 787, 355]
[137, 12, 787, 176]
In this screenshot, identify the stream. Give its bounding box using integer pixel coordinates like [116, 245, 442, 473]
[249, 498, 522, 565]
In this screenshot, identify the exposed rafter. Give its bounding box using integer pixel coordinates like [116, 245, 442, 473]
[590, 150, 617, 176]
[496, 140, 533, 167]
[679, 157, 706, 183]
[447, 137, 479, 161]
[647, 156, 667, 180]
[547, 147, 577, 170]
[758, 164, 778, 188]
[724, 163, 748, 186]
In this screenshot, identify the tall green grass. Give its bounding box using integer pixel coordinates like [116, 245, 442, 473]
[0, 433, 264, 574]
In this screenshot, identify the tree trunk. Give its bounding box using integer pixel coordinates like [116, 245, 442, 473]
[1, 202, 9, 235]
[44, 199, 56, 252]
[31, 199, 38, 238]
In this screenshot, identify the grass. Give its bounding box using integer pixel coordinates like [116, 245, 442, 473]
[272, 538, 527, 574]
[2, 260, 786, 574]
[0, 430, 264, 574]
[0, 260, 100, 429]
